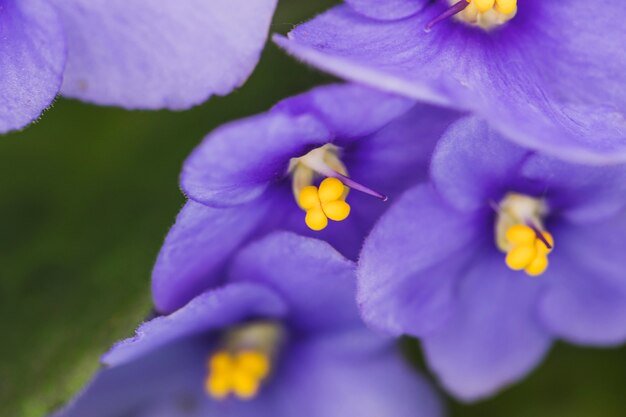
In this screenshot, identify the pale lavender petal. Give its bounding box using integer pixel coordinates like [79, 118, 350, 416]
[521, 156, 626, 224]
[229, 232, 360, 333]
[151, 200, 274, 314]
[430, 118, 529, 212]
[345, 0, 428, 20]
[105, 283, 286, 366]
[274, 332, 443, 417]
[358, 185, 483, 336]
[423, 256, 551, 401]
[51, 0, 277, 109]
[539, 214, 626, 345]
[0, 0, 65, 133]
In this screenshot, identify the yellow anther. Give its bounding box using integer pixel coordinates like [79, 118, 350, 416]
[505, 245, 537, 271]
[505, 224, 536, 246]
[473, 0, 495, 13]
[318, 177, 345, 202]
[298, 186, 320, 210]
[238, 351, 270, 380]
[205, 350, 271, 400]
[297, 178, 351, 231]
[305, 207, 328, 231]
[323, 200, 351, 222]
[503, 225, 554, 276]
[495, 0, 516, 15]
[525, 255, 548, 277]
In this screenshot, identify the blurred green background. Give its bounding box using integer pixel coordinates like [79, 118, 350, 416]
[0, 1, 624, 416]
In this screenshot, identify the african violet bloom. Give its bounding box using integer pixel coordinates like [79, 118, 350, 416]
[358, 117, 626, 401]
[152, 84, 459, 313]
[275, 0, 626, 163]
[2, 0, 277, 133]
[53, 233, 443, 417]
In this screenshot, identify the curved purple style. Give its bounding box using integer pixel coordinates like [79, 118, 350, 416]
[52, 233, 443, 417]
[275, 1, 626, 164]
[358, 117, 626, 401]
[1, 0, 277, 133]
[152, 83, 460, 313]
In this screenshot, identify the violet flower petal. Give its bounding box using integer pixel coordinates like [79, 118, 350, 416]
[51, 0, 277, 109]
[0, 0, 65, 133]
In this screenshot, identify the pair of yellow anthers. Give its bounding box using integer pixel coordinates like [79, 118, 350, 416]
[298, 177, 350, 231]
[504, 224, 554, 276]
[466, 0, 516, 14]
[205, 350, 271, 400]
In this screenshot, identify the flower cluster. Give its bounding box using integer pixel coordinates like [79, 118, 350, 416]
[50, 1, 625, 416]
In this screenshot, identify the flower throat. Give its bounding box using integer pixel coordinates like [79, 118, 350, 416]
[289, 145, 387, 231]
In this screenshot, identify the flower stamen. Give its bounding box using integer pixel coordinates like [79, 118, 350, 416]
[290, 145, 387, 231]
[495, 193, 554, 277]
[425, 0, 517, 32]
[205, 321, 283, 401]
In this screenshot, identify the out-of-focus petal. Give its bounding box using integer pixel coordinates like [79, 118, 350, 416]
[105, 283, 286, 366]
[358, 185, 483, 336]
[430, 118, 530, 212]
[522, 156, 626, 223]
[181, 84, 414, 207]
[51, 0, 277, 109]
[345, 0, 428, 20]
[0, 0, 65, 133]
[272, 332, 444, 417]
[152, 200, 274, 314]
[539, 214, 626, 345]
[52, 338, 210, 417]
[423, 256, 551, 401]
[229, 232, 360, 333]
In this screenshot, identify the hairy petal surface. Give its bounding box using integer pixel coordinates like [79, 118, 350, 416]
[152, 200, 273, 314]
[358, 185, 482, 336]
[0, 0, 65, 133]
[51, 0, 277, 109]
[276, 2, 626, 163]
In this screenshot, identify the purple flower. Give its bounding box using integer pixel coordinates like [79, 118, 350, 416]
[152, 84, 459, 313]
[357, 117, 626, 401]
[52, 233, 443, 417]
[1, 0, 277, 133]
[274, 1, 626, 163]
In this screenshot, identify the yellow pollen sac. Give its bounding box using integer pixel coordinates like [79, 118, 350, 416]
[457, 0, 517, 29]
[298, 177, 350, 231]
[503, 225, 554, 276]
[206, 350, 271, 400]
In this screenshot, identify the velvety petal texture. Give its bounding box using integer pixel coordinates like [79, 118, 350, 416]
[276, 1, 626, 163]
[0, 0, 66, 133]
[422, 256, 551, 401]
[181, 84, 415, 206]
[344, 0, 428, 20]
[51, 0, 278, 109]
[358, 117, 626, 400]
[156, 84, 456, 313]
[55, 234, 444, 417]
[105, 283, 286, 366]
[229, 232, 360, 333]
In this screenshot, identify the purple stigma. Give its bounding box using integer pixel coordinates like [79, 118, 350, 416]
[332, 171, 388, 201]
[424, 0, 470, 32]
[527, 222, 553, 250]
